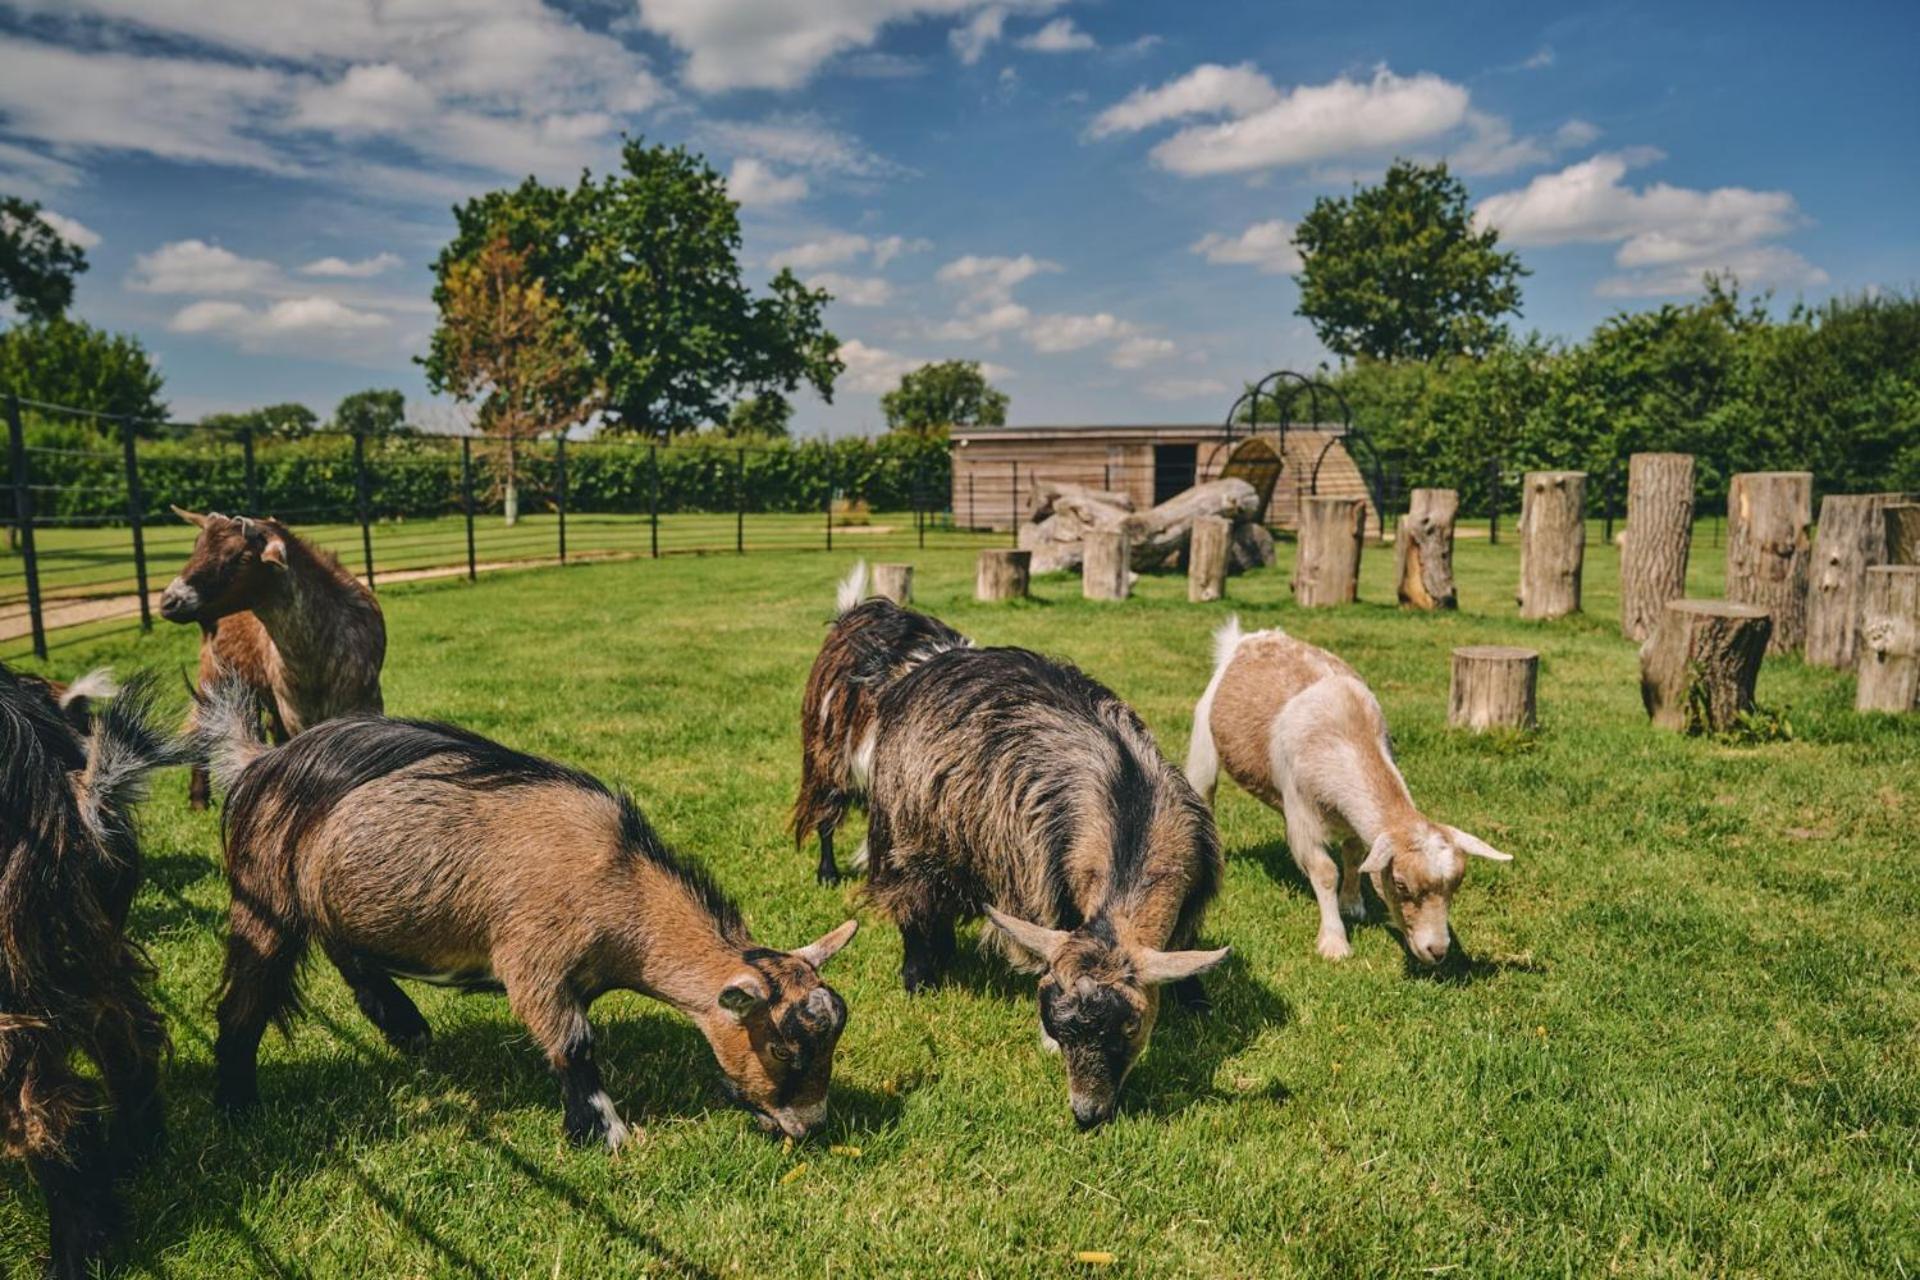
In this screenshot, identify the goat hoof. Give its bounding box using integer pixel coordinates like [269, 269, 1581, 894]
[213, 1086, 260, 1116]
[901, 967, 942, 995]
[815, 868, 841, 888]
[389, 1028, 432, 1055]
[1316, 935, 1352, 961]
[1339, 899, 1366, 923]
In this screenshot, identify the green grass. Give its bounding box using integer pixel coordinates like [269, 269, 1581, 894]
[3, 536, 1914, 1278]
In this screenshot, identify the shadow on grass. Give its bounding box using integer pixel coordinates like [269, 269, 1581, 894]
[129, 851, 227, 935]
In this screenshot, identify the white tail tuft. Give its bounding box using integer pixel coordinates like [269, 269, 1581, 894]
[835, 561, 869, 615]
[186, 673, 271, 796]
[61, 667, 119, 707]
[1211, 615, 1246, 674]
[75, 671, 192, 841]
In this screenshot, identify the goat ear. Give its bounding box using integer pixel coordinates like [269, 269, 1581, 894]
[717, 974, 769, 1019]
[984, 907, 1070, 964]
[794, 919, 857, 970]
[1448, 826, 1513, 863]
[1358, 833, 1397, 875]
[260, 536, 288, 568]
[1135, 944, 1230, 985]
[170, 505, 209, 528]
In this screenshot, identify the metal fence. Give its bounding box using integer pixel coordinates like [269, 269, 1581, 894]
[3, 394, 980, 661]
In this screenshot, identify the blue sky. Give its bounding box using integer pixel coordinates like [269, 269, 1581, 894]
[2, 0, 1915, 434]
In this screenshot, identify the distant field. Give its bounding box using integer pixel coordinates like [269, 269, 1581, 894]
[1, 535, 1913, 1278]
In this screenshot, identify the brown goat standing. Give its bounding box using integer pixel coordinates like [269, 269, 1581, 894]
[194, 680, 858, 1148]
[159, 507, 384, 809]
[2, 665, 182, 1279]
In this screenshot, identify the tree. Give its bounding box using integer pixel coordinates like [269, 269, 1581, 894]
[429, 233, 598, 525]
[334, 388, 410, 436]
[200, 403, 318, 440]
[0, 317, 165, 421]
[1294, 161, 1527, 362]
[717, 392, 792, 439]
[881, 360, 1009, 434]
[1, 196, 87, 324]
[425, 139, 841, 438]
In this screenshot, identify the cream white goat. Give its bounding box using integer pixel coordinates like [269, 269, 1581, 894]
[1186, 617, 1511, 965]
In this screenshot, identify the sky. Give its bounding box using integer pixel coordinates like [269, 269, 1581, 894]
[1, 0, 1916, 435]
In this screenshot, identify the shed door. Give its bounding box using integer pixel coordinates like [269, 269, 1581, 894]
[1154, 444, 1197, 505]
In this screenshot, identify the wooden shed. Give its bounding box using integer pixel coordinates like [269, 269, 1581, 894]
[949, 423, 1382, 537]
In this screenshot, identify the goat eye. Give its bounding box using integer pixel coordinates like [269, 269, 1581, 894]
[769, 1043, 794, 1064]
[1123, 1018, 1142, 1038]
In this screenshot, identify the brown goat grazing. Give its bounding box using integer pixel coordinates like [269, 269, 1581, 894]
[159, 507, 385, 809]
[193, 680, 858, 1148]
[863, 645, 1227, 1128]
[2, 665, 180, 1280]
[1187, 618, 1512, 967]
[792, 562, 969, 885]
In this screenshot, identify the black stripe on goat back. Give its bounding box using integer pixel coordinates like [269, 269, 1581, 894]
[838, 599, 966, 682]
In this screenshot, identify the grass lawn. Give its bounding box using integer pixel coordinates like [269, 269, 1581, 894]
[2, 534, 1914, 1278]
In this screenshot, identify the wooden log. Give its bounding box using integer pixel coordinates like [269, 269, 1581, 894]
[1448, 646, 1538, 731]
[1516, 470, 1587, 620]
[1292, 496, 1365, 607]
[1856, 566, 1920, 712]
[1806, 494, 1904, 668]
[1620, 453, 1694, 642]
[1394, 488, 1458, 610]
[871, 563, 914, 605]
[1188, 515, 1230, 603]
[1083, 528, 1131, 601]
[1725, 471, 1812, 654]
[975, 549, 1030, 602]
[1885, 503, 1920, 565]
[1638, 599, 1772, 733]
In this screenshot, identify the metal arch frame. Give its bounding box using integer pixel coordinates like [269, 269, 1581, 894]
[1214, 369, 1392, 525]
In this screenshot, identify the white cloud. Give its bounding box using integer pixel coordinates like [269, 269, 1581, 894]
[1108, 334, 1175, 369]
[1191, 220, 1301, 274]
[1089, 62, 1280, 138]
[1523, 46, 1555, 70]
[809, 272, 894, 306]
[1447, 110, 1553, 177]
[129, 239, 280, 294]
[929, 302, 1032, 341]
[0, 141, 85, 199]
[37, 210, 101, 250]
[300, 252, 403, 278]
[1026, 311, 1133, 353]
[871, 235, 930, 268]
[292, 62, 436, 133]
[728, 158, 809, 207]
[1555, 119, 1601, 149]
[937, 253, 1061, 305]
[700, 117, 893, 178]
[838, 338, 926, 393]
[168, 295, 393, 353]
[769, 232, 929, 271]
[1144, 376, 1226, 400]
[951, 7, 1009, 65]
[1018, 18, 1095, 53]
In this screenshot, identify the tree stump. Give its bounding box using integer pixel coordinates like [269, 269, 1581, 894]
[1448, 646, 1538, 731]
[1806, 494, 1904, 668]
[1516, 471, 1587, 620]
[1394, 488, 1458, 611]
[1885, 503, 1920, 565]
[1293, 496, 1365, 607]
[1188, 515, 1230, 603]
[871, 563, 914, 605]
[1083, 529, 1131, 601]
[1725, 471, 1812, 655]
[1856, 566, 1920, 713]
[1639, 600, 1772, 733]
[1620, 453, 1694, 642]
[975, 549, 1030, 602]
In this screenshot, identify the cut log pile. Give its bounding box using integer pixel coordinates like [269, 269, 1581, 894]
[1019, 478, 1275, 576]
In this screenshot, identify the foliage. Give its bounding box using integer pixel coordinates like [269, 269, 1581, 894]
[0, 195, 87, 323]
[201, 402, 319, 441]
[0, 316, 166, 423]
[716, 392, 792, 439]
[425, 139, 841, 438]
[333, 388, 410, 436]
[880, 360, 1009, 434]
[1294, 160, 1527, 362]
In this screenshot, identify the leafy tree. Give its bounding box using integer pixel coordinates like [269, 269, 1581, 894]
[717, 391, 792, 439]
[1, 196, 87, 324]
[334, 388, 410, 436]
[201, 403, 319, 440]
[0, 317, 165, 422]
[1295, 160, 1527, 362]
[429, 233, 598, 524]
[881, 360, 1009, 434]
[425, 139, 841, 438]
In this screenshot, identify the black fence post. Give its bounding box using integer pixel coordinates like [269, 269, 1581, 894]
[6, 394, 46, 660]
[917, 458, 927, 550]
[649, 444, 660, 559]
[460, 436, 477, 582]
[1487, 459, 1501, 546]
[119, 415, 151, 632]
[353, 430, 375, 589]
[241, 427, 259, 512]
[555, 434, 569, 565]
[824, 455, 834, 553]
[1602, 462, 1616, 547]
[736, 448, 745, 555]
[1010, 460, 1019, 548]
[968, 471, 976, 532]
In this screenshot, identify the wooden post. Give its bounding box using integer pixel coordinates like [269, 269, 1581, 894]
[1516, 470, 1586, 620]
[1293, 496, 1365, 607]
[1083, 528, 1131, 601]
[1639, 600, 1772, 733]
[1449, 646, 1538, 731]
[872, 563, 914, 605]
[1725, 471, 1811, 654]
[1620, 453, 1694, 641]
[1856, 566, 1920, 712]
[1394, 488, 1458, 610]
[1187, 515, 1230, 603]
[1806, 493, 1903, 668]
[1884, 503, 1920, 565]
[976, 549, 1030, 602]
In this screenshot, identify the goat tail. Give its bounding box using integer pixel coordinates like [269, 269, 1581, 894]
[835, 561, 869, 616]
[185, 670, 271, 796]
[76, 670, 195, 840]
[60, 666, 119, 708]
[1210, 614, 1247, 674]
